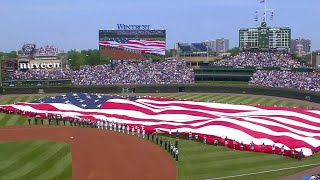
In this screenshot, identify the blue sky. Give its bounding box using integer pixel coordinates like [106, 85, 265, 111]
[0, 0, 318, 52]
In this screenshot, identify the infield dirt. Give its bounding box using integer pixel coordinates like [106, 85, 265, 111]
[0, 126, 176, 180]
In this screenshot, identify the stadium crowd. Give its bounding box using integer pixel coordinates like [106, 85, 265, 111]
[7, 60, 195, 85]
[211, 52, 308, 68]
[249, 70, 320, 92]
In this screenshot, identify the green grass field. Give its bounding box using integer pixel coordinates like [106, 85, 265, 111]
[0, 140, 72, 180]
[0, 93, 318, 180]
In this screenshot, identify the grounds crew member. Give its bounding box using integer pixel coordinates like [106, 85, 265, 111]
[233, 139, 236, 150]
[204, 136, 207, 144]
[262, 143, 266, 152]
[195, 134, 198, 141]
[176, 130, 179, 139]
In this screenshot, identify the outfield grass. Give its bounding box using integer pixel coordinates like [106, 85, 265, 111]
[0, 140, 72, 180]
[0, 94, 317, 180]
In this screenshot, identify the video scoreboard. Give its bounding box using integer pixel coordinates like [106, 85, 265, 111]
[239, 22, 291, 50]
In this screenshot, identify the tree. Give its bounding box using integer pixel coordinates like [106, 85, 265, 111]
[67, 50, 85, 70]
[227, 47, 240, 57]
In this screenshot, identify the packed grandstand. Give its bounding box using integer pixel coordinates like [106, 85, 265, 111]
[7, 51, 319, 92]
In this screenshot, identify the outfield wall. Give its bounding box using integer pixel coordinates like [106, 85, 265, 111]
[1, 84, 319, 103]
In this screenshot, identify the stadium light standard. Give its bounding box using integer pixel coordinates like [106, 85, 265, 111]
[206, 40, 209, 62]
[309, 43, 312, 65]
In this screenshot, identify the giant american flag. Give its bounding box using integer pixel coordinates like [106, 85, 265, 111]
[1, 93, 320, 157]
[100, 38, 165, 55]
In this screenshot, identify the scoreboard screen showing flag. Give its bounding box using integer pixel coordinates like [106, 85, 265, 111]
[99, 30, 166, 60]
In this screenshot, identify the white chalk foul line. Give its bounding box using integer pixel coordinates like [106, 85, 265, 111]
[205, 162, 320, 180]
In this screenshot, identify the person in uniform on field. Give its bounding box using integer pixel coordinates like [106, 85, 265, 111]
[173, 147, 176, 158]
[240, 141, 244, 151]
[189, 131, 192, 140]
[48, 116, 52, 125]
[28, 116, 31, 125]
[250, 141, 254, 151]
[311, 147, 315, 156]
[291, 149, 296, 159]
[169, 129, 172, 137]
[175, 139, 179, 148]
[195, 134, 198, 141]
[119, 124, 122, 132]
[204, 136, 207, 144]
[156, 135, 159, 144]
[132, 126, 135, 136]
[102, 121, 105, 129]
[105, 120, 109, 130]
[176, 130, 179, 139]
[233, 139, 236, 150]
[262, 143, 265, 152]
[137, 127, 140, 137]
[175, 149, 179, 161]
[41, 117, 44, 125]
[168, 142, 171, 153]
[151, 133, 154, 142]
[272, 143, 276, 154]
[214, 137, 219, 146]
[298, 149, 304, 160]
[127, 125, 130, 134]
[170, 144, 173, 155]
[160, 138, 163, 147]
[281, 145, 285, 156]
[224, 136, 228, 147]
[142, 129, 145, 139]
[164, 140, 167, 150]
[63, 118, 66, 126]
[110, 121, 113, 131]
[147, 132, 150, 140]
[122, 124, 125, 133]
[34, 116, 38, 125]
